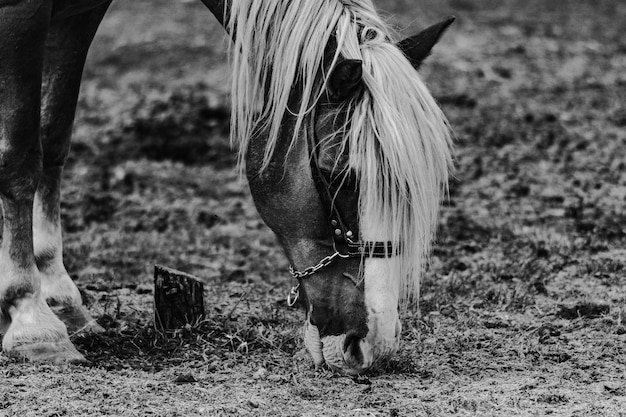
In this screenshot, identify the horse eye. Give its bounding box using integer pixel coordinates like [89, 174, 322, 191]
[325, 167, 358, 190]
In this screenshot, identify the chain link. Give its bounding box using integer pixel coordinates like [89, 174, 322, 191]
[288, 251, 346, 280]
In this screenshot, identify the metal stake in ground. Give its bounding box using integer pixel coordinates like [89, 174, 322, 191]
[154, 265, 205, 332]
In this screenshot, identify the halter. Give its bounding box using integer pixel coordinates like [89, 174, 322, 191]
[286, 108, 397, 306]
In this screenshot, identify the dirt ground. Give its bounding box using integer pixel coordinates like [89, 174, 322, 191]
[1, 0, 625, 416]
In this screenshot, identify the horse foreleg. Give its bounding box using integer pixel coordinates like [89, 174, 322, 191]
[34, 2, 112, 335]
[0, 0, 84, 362]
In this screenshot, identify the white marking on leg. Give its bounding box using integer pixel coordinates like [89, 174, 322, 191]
[33, 192, 82, 306]
[0, 200, 80, 361]
[32, 190, 102, 334]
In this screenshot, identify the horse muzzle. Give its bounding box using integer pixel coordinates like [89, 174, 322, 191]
[304, 319, 401, 375]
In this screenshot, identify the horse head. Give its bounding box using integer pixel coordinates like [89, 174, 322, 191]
[204, 0, 454, 375]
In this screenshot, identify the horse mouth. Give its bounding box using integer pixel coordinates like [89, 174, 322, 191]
[303, 320, 397, 375]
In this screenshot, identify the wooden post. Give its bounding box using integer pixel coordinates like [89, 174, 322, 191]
[154, 265, 205, 332]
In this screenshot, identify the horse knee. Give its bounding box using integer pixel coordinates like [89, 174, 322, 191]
[40, 117, 72, 170]
[0, 143, 42, 200]
[0, 83, 44, 199]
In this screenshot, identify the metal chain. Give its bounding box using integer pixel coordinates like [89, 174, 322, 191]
[286, 251, 348, 307]
[288, 251, 346, 280]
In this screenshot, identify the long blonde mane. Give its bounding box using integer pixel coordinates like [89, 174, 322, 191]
[228, 0, 453, 305]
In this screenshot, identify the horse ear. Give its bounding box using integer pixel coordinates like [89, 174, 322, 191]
[397, 16, 455, 70]
[200, 0, 229, 28]
[327, 59, 363, 102]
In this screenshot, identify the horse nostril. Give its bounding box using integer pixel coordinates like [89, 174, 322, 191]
[342, 331, 364, 364]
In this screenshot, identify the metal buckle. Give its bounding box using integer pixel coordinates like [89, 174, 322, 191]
[287, 283, 300, 307]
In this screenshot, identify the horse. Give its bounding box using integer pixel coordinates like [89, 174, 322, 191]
[0, 0, 453, 375]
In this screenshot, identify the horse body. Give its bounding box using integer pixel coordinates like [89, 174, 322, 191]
[0, 0, 453, 374]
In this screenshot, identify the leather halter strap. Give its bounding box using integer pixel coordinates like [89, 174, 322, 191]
[306, 113, 397, 259]
[285, 97, 400, 306]
[286, 114, 398, 306]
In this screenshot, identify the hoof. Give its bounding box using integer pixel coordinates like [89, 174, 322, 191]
[50, 304, 105, 336]
[8, 340, 87, 364]
[3, 293, 89, 364]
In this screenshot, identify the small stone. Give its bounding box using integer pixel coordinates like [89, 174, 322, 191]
[252, 367, 268, 380]
[172, 373, 197, 384]
[440, 305, 457, 319]
[352, 375, 371, 385]
[537, 324, 560, 344]
[267, 374, 284, 383]
[604, 381, 622, 394]
[136, 284, 152, 294]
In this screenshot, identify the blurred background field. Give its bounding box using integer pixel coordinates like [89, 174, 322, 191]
[1, 1, 625, 416]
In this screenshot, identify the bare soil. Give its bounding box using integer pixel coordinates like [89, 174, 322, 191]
[1, 0, 625, 416]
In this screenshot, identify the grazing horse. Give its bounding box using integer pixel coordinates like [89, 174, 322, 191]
[0, 0, 452, 375]
[204, 0, 454, 374]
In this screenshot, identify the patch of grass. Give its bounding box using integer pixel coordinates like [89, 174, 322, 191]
[73, 288, 301, 372]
